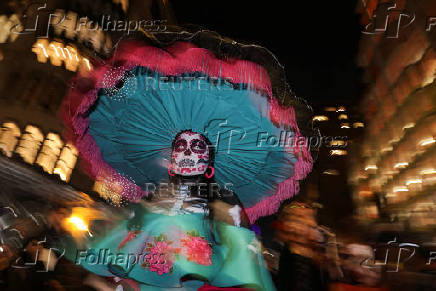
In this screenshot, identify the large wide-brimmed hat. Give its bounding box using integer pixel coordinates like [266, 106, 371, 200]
[60, 30, 314, 223]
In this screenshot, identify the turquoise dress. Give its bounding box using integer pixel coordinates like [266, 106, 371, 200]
[63, 185, 276, 290]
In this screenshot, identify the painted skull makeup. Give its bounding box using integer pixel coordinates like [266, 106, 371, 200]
[171, 131, 210, 176]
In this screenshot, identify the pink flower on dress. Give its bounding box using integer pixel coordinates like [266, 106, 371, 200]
[143, 241, 176, 275]
[181, 235, 213, 266]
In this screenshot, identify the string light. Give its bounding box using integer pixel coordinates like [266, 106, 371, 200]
[101, 68, 137, 102]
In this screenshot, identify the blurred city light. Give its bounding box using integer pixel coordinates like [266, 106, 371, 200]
[313, 115, 329, 121]
[364, 165, 377, 171]
[330, 149, 347, 156]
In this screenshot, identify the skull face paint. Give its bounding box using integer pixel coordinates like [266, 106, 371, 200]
[171, 131, 210, 176]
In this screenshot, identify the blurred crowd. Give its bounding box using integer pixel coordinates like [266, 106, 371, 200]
[2, 198, 425, 291]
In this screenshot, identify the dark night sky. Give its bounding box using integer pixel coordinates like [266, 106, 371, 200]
[172, 0, 363, 104]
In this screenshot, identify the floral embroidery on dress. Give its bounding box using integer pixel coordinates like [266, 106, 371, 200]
[141, 231, 213, 275]
[181, 230, 213, 266]
[142, 234, 180, 275]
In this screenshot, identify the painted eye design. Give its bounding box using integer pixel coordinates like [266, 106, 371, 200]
[174, 139, 187, 152]
[191, 139, 207, 154]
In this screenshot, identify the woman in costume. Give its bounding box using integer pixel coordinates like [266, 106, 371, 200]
[59, 31, 314, 290]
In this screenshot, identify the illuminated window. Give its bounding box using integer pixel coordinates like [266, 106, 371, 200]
[393, 186, 408, 193]
[330, 149, 347, 156]
[365, 165, 377, 171]
[0, 15, 11, 43]
[402, 123, 415, 130]
[336, 106, 346, 112]
[389, 137, 401, 144]
[15, 125, 44, 164]
[406, 178, 422, 186]
[36, 133, 64, 174]
[359, 190, 373, 197]
[421, 168, 436, 175]
[324, 107, 336, 112]
[394, 162, 408, 169]
[340, 123, 350, 129]
[421, 168, 436, 186]
[353, 122, 364, 128]
[0, 122, 21, 157]
[419, 137, 435, 147]
[53, 144, 78, 182]
[0, 14, 21, 43]
[32, 39, 50, 63]
[365, 205, 379, 219]
[64, 45, 80, 72]
[48, 41, 65, 67]
[32, 40, 91, 72]
[322, 169, 340, 175]
[338, 114, 348, 120]
[313, 115, 329, 122]
[330, 140, 345, 146]
[381, 146, 393, 153]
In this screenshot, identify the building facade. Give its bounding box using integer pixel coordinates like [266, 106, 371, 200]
[351, 0, 436, 230]
[310, 103, 365, 226]
[0, 0, 172, 199]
